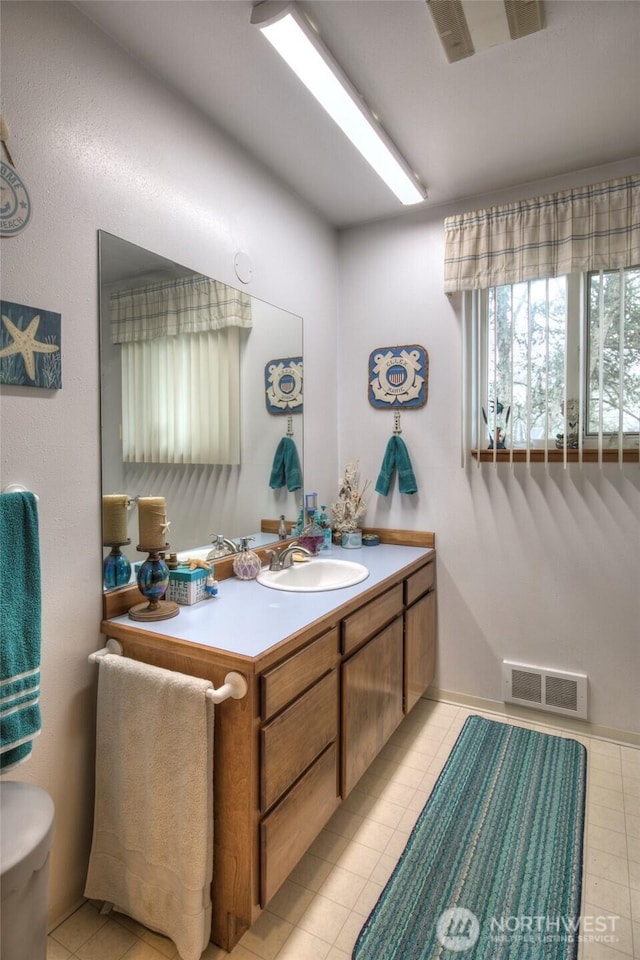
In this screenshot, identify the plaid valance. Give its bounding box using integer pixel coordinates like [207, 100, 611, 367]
[444, 175, 640, 292]
[111, 274, 252, 344]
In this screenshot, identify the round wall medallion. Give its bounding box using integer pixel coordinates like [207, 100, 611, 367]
[1, 160, 32, 237]
[234, 251, 254, 284]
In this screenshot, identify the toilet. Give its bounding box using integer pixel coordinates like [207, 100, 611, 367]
[1, 780, 55, 960]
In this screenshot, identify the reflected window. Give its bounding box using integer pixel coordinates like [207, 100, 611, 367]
[111, 275, 252, 465]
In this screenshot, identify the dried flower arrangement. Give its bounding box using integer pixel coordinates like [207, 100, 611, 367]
[331, 460, 370, 532]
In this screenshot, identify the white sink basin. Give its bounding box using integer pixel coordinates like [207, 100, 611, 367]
[257, 558, 369, 593]
[176, 546, 215, 562]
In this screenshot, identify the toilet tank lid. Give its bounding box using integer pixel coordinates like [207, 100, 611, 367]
[0, 781, 55, 892]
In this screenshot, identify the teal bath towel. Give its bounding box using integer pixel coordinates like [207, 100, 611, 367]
[269, 436, 302, 492]
[375, 435, 418, 496]
[0, 492, 42, 770]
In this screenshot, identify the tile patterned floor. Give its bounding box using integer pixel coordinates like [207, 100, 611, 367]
[48, 700, 640, 960]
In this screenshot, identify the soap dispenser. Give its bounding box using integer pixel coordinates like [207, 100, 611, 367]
[232, 537, 262, 580]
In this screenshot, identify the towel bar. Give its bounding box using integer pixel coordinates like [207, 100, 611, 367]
[88, 641, 248, 703]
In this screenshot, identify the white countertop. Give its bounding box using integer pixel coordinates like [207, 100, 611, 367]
[105, 544, 433, 659]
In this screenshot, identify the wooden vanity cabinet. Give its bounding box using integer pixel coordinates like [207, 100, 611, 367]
[259, 626, 341, 905]
[101, 543, 436, 952]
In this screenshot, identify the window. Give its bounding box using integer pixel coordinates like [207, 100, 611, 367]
[467, 266, 640, 460]
[587, 267, 640, 436]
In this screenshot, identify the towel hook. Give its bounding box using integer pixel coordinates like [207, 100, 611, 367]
[286, 414, 294, 437]
[393, 412, 402, 435]
[2, 483, 39, 502]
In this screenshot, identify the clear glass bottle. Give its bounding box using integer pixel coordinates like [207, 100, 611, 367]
[298, 511, 324, 555]
[278, 515, 288, 540]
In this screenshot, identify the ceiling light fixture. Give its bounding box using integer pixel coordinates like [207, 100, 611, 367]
[251, 1, 427, 206]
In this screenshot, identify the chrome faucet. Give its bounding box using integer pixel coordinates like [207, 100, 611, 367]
[266, 541, 313, 571]
[206, 534, 239, 561]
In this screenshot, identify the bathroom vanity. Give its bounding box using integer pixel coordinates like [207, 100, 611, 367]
[100, 530, 436, 951]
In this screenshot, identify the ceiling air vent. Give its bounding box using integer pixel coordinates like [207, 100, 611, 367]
[426, 1, 475, 63]
[505, 0, 545, 40]
[503, 661, 587, 720]
[427, 0, 545, 63]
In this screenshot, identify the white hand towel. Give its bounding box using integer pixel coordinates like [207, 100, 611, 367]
[85, 654, 214, 960]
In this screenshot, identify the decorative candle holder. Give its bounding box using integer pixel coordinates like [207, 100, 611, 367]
[128, 545, 179, 621]
[103, 539, 132, 590]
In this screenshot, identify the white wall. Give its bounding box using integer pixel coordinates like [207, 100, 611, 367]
[0, 0, 338, 926]
[338, 159, 640, 737]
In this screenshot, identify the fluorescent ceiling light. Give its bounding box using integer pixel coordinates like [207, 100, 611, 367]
[251, 1, 426, 206]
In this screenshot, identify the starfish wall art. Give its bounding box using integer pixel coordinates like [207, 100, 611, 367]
[0, 300, 61, 389]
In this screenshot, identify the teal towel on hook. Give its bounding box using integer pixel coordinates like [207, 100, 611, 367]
[375, 435, 418, 496]
[269, 436, 302, 492]
[0, 492, 42, 770]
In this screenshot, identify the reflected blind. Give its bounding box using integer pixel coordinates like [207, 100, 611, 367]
[112, 274, 250, 466]
[120, 327, 241, 465]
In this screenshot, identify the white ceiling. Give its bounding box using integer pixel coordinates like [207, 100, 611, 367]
[73, 0, 640, 228]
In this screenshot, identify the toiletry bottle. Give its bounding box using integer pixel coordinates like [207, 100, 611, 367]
[299, 510, 324, 555]
[278, 515, 288, 540]
[292, 507, 304, 536]
[205, 569, 218, 598]
[319, 505, 332, 551]
[232, 537, 262, 580]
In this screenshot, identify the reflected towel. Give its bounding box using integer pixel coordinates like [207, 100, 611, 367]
[375, 435, 418, 496]
[0, 492, 42, 771]
[85, 656, 214, 960]
[269, 436, 302, 492]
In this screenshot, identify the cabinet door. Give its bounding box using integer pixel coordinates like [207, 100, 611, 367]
[341, 617, 404, 797]
[404, 590, 436, 714]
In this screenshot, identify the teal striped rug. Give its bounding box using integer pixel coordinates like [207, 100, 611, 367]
[353, 716, 586, 960]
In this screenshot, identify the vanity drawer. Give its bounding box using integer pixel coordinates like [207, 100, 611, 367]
[260, 743, 339, 907]
[405, 561, 435, 606]
[261, 627, 338, 720]
[261, 670, 337, 813]
[342, 583, 403, 656]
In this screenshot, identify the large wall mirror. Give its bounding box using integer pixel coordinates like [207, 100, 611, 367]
[99, 231, 303, 589]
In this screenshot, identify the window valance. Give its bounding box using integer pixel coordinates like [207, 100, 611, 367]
[444, 175, 640, 292]
[111, 274, 252, 344]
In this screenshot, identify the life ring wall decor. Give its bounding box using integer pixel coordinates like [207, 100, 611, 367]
[0, 115, 32, 238]
[368, 345, 428, 408]
[265, 356, 303, 414]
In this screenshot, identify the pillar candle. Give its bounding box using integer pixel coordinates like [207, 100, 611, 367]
[138, 496, 168, 550]
[102, 494, 129, 544]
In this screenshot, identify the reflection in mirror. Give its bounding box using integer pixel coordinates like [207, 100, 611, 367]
[99, 232, 303, 590]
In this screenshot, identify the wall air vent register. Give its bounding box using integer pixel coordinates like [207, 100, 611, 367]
[503, 660, 588, 720]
